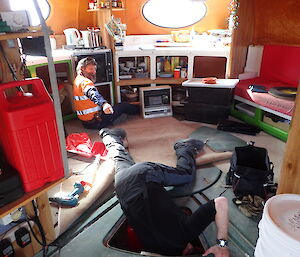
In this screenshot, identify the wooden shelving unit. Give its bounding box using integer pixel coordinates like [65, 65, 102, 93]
[88, 7, 125, 12]
[0, 178, 64, 218]
[115, 78, 187, 86]
[0, 30, 44, 41]
[154, 78, 187, 85]
[111, 8, 125, 11]
[0, 2, 68, 255]
[116, 78, 153, 86]
[87, 8, 110, 12]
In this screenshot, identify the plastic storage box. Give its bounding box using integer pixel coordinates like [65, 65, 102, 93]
[182, 79, 239, 124]
[0, 79, 64, 192]
[182, 79, 238, 104]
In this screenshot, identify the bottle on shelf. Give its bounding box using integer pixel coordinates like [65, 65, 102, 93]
[98, 0, 105, 8]
[164, 57, 171, 72]
[112, 0, 118, 8]
[173, 68, 180, 79]
[105, 0, 110, 8]
[157, 60, 162, 74]
[88, 0, 95, 9]
[117, 0, 123, 8]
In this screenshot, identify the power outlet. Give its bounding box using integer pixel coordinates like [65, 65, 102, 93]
[0, 238, 14, 257]
[1, 221, 34, 244]
[15, 227, 31, 248]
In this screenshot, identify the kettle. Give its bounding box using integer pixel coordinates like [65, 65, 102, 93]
[63, 28, 81, 46]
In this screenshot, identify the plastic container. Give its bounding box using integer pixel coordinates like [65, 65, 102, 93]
[184, 102, 230, 124]
[0, 79, 64, 192]
[173, 68, 180, 79]
[255, 194, 300, 257]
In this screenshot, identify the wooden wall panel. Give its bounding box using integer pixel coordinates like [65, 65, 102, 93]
[46, 0, 94, 34]
[253, 0, 300, 45]
[114, 0, 231, 35]
[228, 0, 255, 78]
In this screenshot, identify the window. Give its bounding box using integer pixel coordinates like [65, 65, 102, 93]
[142, 0, 207, 28]
[9, 0, 50, 26]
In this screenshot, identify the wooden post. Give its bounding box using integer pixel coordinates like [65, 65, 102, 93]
[96, 9, 114, 49]
[24, 193, 56, 254]
[277, 83, 300, 194]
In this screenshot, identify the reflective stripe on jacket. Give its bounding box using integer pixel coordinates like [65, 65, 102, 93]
[73, 75, 101, 121]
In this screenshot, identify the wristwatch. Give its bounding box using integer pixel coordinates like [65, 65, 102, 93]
[216, 239, 228, 247]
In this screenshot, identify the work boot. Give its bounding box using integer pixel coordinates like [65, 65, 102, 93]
[99, 128, 127, 139]
[99, 128, 129, 149]
[174, 138, 204, 155]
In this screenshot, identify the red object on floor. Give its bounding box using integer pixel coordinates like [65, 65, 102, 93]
[126, 224, 144, 252]
[66, 133, 107, 158]
[0, 78, 64, 192]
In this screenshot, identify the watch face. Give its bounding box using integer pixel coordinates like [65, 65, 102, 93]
[217, 239, 228, 247]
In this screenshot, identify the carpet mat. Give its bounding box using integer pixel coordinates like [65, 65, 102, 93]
[167, 165, 222, 198]
[189, 126, 247, 152]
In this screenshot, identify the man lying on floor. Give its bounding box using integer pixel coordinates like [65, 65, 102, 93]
[100, 128, 230, 257]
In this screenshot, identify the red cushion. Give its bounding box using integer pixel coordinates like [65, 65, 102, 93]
[260, 45, 300, 85]
[234, 78, 296, 116]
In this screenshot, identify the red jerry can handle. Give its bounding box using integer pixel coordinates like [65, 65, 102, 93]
[0, 78, 51, 105]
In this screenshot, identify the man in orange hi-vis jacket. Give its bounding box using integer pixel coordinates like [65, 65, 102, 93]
[73, 57, 138, 129]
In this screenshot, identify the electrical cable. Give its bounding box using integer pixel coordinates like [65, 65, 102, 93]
[0, 43, 23, 92]
[25, 215, 44, 247]
[31, 200, 48, 257]
[219, 187, 230, 197]
[46, 196, 118, 256]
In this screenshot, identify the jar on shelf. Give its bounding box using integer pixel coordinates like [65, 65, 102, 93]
[98, 0, 104, 8]
[88, 0, 95, 9]
[173, 68, 180, 79]
[112, 0, 118, 8]
[105, 0, 110, 8]
[117, 0, 123, 8]
[181, 68, 187, 78]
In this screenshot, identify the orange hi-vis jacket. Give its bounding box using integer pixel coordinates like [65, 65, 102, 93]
[73, 75, 101, 121]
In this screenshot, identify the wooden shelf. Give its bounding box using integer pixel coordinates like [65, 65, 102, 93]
[0, 31, 44, 41]
[0, 178, 64, 218]
[116, 78, 188, 86]
[154, 78, 187, 84]
[116, 78, 153, 86]
[87, 8, 110, 12]
[111, 8, 125, 11]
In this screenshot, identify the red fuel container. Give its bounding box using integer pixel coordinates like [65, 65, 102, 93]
[0, 79, 64, 192]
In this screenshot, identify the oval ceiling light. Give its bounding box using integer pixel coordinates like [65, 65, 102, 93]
[142, 0, 207, 28]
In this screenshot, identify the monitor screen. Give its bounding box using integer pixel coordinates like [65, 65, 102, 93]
[149, 95, 163, 106]
[20, 36, 46, 56]
[144, 88, 171, 108]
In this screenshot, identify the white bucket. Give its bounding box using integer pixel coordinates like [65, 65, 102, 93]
[255, 194, 300, 257]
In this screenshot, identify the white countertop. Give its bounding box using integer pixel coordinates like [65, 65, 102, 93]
[25, 49, 73, 66]
[182, 79, 239, 88]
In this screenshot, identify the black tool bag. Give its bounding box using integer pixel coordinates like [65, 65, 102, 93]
[226, 142, 274, 199]
[0, 147, 24, 207]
